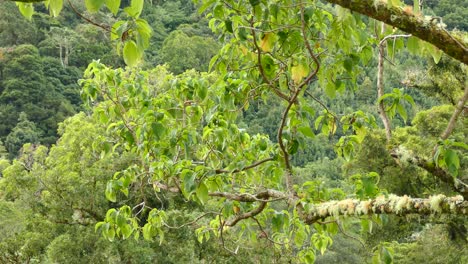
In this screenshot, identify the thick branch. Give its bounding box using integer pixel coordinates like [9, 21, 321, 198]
[209, 190, 467, 222]
[413, 158, 468, 200]
[303, 194, 468, 224]
[325, 0, 468, 64]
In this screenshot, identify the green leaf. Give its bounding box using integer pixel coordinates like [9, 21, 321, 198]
[343, 58, 353, 73]
[85, 0, 105, 13]
[406, 36, 419, 54]
[444, 149, 460, 177]
[123, 41, 141, 66]
[261, 55, 276, 79]
[105, 0, 120, 15]
[287, 139, 299, 155]
[294, 229, 305, 247]
[325, 81, 336, 98]
[151, 122, 165, 140]
[132, 0, 144, 17]
[49, 0, 63, 17]
[213, 4, 224, 19]
[382, 247, 393, 264]
[196, 182, 209, 204]
[272, 213, 284, 232]
[105, 181, 117, 202]
[224, 19, 233, 33]
[249, 0, 260, 7]
[142, 224, 153, 240]
[17, 3, 34, 20]
[451, 142, 468, 150]
[182, 170, 196, 196]
[396, 103, 407, 122]
[120, 224, 133, 239]
[95, 221, 105, 232]
[315, 115, 324, 130]
[237, 27, 248, 41]
[111, 21, 126, 40]
[428, 45, 443, 64]
[298, 126, 315, 138]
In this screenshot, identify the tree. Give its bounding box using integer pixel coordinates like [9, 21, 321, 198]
[8, 0, 468, 262]
[0, 44, 76, 148]
[5, 112, 40, 157]
[160, 29, 219, 74]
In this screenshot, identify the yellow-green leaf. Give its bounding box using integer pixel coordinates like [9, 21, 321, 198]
[406, 36, 419, 54]
[131, 0, 144, 18]
[291, 63, 309, 84]
[49, 0, 63, 17]
[429, 45, 443, 64]
[196, 182, 209, 204]
[105, 0, 120, 15]
[85, 0, 105, 12]
[16, 3, 34, 20]
[260, 33, 275, 52]
[123, 41, 141, 66]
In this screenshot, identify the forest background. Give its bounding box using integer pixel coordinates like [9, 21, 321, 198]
[0, 0, 467, 263]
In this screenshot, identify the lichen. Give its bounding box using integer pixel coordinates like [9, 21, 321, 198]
[346, 200, 356, 215]
[330, 202, 340, 217]
[395, 195, 410, 213]
[448, 195, 463, 211]
[356, 200, 371, 215]
[319, 206, 328, 217]
[429, 194, 446, 213]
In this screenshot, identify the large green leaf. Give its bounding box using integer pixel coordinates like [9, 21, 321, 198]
[105, 0, 120, 15]
[123, 41, 141, 66]
[16, 3, 34, 20]
[49, 0, 63, 17]
[85, 0, 105, 13]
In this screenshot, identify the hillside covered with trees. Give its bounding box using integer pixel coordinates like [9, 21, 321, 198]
[0, 0, 467, 263]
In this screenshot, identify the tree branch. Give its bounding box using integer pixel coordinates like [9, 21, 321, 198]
[377, 23, 392, 142]
[302, 194, 467, 224]
[215, 157, 274, 174]
[412, 157, 468, 200]
[67, 0, 111, 32]
[209, 189, 287, 202]
[209, 190, 468, 225]
[440, 85, 468, 140]
[325, 0, 468, 64]
[225, 201, 267, 226]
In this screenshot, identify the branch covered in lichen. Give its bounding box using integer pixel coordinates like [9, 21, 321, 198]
[325, 0, 468, 64]
[209, 190, 467, 227]
[302, 194, 467, 224]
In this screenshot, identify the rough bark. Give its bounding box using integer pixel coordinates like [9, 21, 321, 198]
[325, 0, 468, 65]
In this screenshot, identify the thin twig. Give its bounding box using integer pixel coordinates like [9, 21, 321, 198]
[67, 0, 111, 32]
[215, 157, 274, 174]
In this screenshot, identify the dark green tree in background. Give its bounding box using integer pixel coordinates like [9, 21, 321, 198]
[5, 112, 40, 157]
